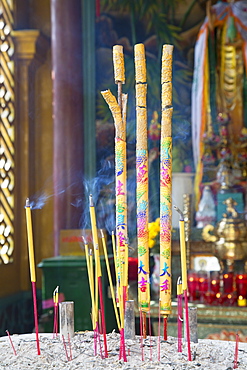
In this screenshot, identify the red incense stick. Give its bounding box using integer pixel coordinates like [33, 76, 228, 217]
[62, 334, 70, 361]
[139, 307, 145, 361]
[158, 300, 161, 362]
[6, 330, 17, 355]
[32, 281, 41, 355]
[163, 316, 167, 341]
[121, 328, 127, 362]
[148, 306, 152, 361]
[96, 322, 104, 359]
[233, 332, 239, 369]
[177, 277, 183, 352]
[98, 276, 108, 358]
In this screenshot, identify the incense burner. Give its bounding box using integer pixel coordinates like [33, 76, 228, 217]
[202, 198, 247, 272]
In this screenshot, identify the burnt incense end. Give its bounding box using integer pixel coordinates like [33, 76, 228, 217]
[100, 229, 104, 238]
[174, 205, 184, 221]
[89, 194, 94, 207]
[25, 198, 30, 208]
[82, 235, 87, 245]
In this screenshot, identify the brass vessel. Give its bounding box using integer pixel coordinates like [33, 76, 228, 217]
[202, 198, 247, 271]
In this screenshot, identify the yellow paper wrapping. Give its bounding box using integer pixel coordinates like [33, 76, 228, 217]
[113, 45, 125, 84]
[135, 43, 150, 312]
[159, 45, 173, 316]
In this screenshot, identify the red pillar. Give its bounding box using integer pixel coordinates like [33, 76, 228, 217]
[51, 0, 84, 255]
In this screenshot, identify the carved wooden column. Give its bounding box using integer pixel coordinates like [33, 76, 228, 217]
[12, 30, 49, 290]
[51, 0, 84, 255]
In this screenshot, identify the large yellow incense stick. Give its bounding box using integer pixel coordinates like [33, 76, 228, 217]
[159, 45, 174, 332]
[101, 46, 128, 308]
[134, 43, 150, 314]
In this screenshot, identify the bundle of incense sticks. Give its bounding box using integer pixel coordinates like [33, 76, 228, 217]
[134, 43, 150, 333]
[159, 44, 174, 340]
[83, 236, 98, 354]
[89, 195, 108, 359]
[100, 229, 121, 332]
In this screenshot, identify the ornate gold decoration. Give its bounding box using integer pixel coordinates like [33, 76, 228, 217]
[0, 0, 15, 264]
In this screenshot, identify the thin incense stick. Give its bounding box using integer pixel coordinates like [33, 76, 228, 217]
[163, 317, 168, 341]
[158, 299, 161, 362]
[25, 198, 41, 356]
[89, 195, 108, 358]
[112, 231, 120, 306]
[6, 330, 17, 355]
[233, 332, 239, 369]
[100, 230, 121, 331]
[68, 333, 72, 361]
[139, 307, 145, 361]
[84, 239, 96, 330]
[96, 321, 104, 359]
[148, 306, 152, 361]
[53, 286, 59, 337]
[174, 205, 192, 361]
[177, 277, 183, 353]
[159, 44, 174, 340]
[62, 334, 70, 361]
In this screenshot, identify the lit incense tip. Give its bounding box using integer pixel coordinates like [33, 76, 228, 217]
[82, 236, 88, 245]
[177, 277, 182, 296]
[89, 194, 94, 207]
[174, 205, 184, 221]
[53, 286, 59, 297]
[100, 229, 104, 238]
[25, 198, 30, 208]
